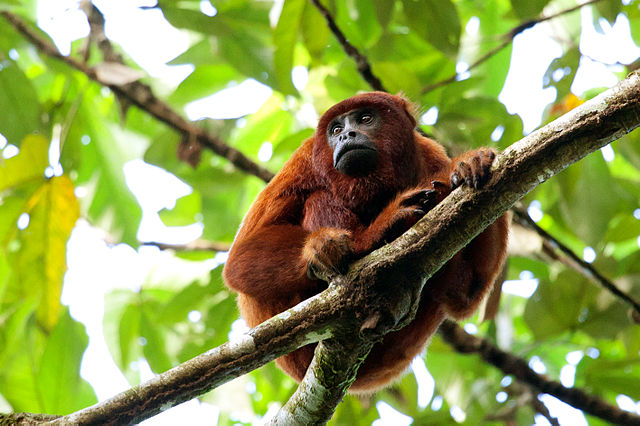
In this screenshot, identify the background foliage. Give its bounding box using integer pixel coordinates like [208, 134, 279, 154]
[1, 0, 640, 424]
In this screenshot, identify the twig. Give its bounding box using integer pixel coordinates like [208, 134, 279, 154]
[141, 240, 231, 252]
[531, 394, 560, 426]
[422, 0, 603, 94]
[0, 11, 275, 183]
[439, 320, 640, 426]
[512, 207, 640, 316]
[80, 0, 123, 63]
[309, 0, 386, 92]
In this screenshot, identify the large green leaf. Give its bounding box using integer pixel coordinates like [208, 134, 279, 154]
[63, 92, 143, 246]
[510, 0, 550, 19]
[0, 307, 96, 414]
[168, 64, 240, 107]
[401, 0, 461, 57]
[162, 4, 278, 89]
[273, 0, 305, 95]
[36, 310, 97, 414]
[301, 1, 331, 61]
[0, 59, 42, 144]
[555, 154, 622, 246]
[524, 270, 589, 340]
[12, 176, 79, 331]
[335, 0, 383, 49]
[0, 134, 48, 192]
[159, 191, 202, 227]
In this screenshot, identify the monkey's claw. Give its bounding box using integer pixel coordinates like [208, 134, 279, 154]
[450, 149, 496, 189]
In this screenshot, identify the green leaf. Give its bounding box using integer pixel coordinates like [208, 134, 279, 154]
[0, 307, 96, 414]
[12, 176, 79, 331]
[141, 308, 173, 373]
[510, 0, 550, 19]
[0, 134, 48, 192]
[273, 0, 305, 95]
[401, 0, 461, 57]
[335, 0, 383, 48]
[162, 5, 277, 88]
[301, 2, 331, 60]
[595, 0, 622, 26]
[0, 60, 42, 144]
[544, 48, 581, 98]
[555, 154, 622, 246]
[159, 191, 202, 227]
[63, 96, 144, 246]
[523, 270, 588, 339]
[231, 95, 294, 155]
[372, 0, 396, 29]
[103, 290, 142, 385]
[36, 310, 97, 414]
[169, 64, 240, 106]
[579, 357, 640, 400]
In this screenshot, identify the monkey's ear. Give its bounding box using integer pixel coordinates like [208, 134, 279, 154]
[393, 92, 418, 127]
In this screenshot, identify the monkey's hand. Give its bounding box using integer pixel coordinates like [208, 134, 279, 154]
[303, 228, 353, 281]
[382, 188, 438, 243]
[450, 149, 496, 189]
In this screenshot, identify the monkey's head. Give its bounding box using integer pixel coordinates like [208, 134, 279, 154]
[313, 92, 419, 188]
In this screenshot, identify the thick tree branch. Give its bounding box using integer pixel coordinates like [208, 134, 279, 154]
[309, 0, 386, 92]
[439, 320, 640, 425]
[0, 11, 275, 182]
[512, 206, 640, 316]
[51, 71, 640, 424]
[270, 339, 373, 424]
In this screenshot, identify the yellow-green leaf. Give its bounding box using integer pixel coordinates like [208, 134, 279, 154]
[0, 134, 49, 192]
[16, 175, 79, 331]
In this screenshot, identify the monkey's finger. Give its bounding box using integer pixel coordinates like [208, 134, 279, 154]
[471, 155, 482, 189]
[431, 180, 448, 192]
[450, 172, 462, 189]
[456, 161, 473, 188]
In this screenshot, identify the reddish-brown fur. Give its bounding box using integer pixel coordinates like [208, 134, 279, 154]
[223, 92, 509, 392]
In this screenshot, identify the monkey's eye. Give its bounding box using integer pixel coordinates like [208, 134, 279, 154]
[331, 125, 342, 135]
[360, 114, 373, 124]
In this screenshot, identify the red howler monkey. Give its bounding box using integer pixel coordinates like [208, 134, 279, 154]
[223, 92, 509, 392]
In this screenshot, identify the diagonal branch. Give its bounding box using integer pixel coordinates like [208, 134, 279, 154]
[309, 0, 386, 92]
[513, 206, 640, 316]
[0, 11, 275, 183]
[439, 320, 640, 425]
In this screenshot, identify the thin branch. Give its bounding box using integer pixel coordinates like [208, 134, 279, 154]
[309, 0, 386, 92]
[532, 394, 561, 426]
[439, 320, 640, 425]
[0, 11, 275, 183]
[422, 0, 602, 94]
[141, 240, 231, 252]
[80, 0, 123, 63]
[512, 206, 640, 316]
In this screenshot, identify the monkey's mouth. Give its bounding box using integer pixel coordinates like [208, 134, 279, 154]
[334, 144, 376, 165]
[334, 142, 379, 175]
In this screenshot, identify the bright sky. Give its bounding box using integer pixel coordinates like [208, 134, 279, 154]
[31, 0, 640, 424]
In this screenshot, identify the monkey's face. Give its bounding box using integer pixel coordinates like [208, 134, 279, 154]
[326, 108, 381, 176]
